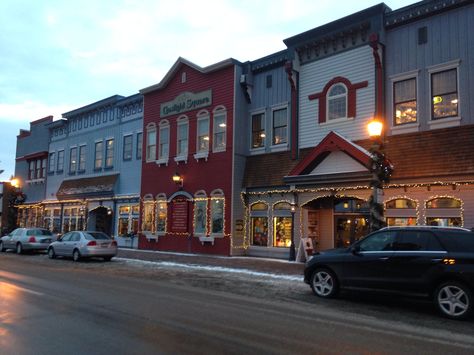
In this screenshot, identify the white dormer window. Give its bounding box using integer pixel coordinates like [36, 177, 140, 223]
[327, 83, 348, 120]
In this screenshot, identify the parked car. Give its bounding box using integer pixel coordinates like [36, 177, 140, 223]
[304, 226, 474, 320]
[0, 228, 54, 254]
[47, 231, 117, 261]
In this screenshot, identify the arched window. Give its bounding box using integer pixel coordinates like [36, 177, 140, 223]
[250, 202, 269, 247]
[156, 193, 167, 234]
[210, 189, 224, 235]
[426, 197, 462, 227]
[327, 84, 347, 120]
[385, 198, 418, 226]
[272, 202, 292, 248]
[194, 190, 207, 235]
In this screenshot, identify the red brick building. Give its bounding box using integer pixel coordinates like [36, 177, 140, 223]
[138, 58, 245, 255]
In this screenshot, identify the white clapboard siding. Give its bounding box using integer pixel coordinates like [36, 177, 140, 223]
[309, 151, 367, 175]
[299, 45, 376, 149]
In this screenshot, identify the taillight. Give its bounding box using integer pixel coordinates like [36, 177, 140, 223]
[87, 241, 97, 246]
[111, 241, 117, 246]
[28, 236, 36, 242]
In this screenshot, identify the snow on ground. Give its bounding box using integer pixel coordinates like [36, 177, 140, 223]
[116, 257, 303, 283]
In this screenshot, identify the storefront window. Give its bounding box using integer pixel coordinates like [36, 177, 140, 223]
[210, 199, 224, 234]
[273, 217, 292, 247]
[194, 200, 207, 235]
[385, 198, 418, 226]
[142, 201, 154, 232]
[251, 217, 268, 246]
[118, 204, 140, 236]
[251, 202, 268, 246]
[425, 197, 462, 227]
[426, 217, 462, 227]
[386, 217, 417, 226]
[426, 198, 461, 209]
[156, 201, 167, 233]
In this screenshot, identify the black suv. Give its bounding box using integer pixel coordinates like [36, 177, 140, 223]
[304, 226, 474, 320]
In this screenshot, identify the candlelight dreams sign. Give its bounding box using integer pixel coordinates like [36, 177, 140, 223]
[160, 90, 212, 117]
[171, 199, 188, 233]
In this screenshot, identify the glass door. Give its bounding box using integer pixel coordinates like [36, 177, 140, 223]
[334, 216, 369, 248]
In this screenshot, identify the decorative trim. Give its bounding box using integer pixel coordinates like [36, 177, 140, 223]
[308, 76, 368, 124]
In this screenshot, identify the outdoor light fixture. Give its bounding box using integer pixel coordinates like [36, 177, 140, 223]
[9, 177, 20, 188]
[368, 118, 383, 138]
[172, 172, 183, 188]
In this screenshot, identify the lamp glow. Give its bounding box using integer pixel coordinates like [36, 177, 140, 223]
[368, 119, 383, 138]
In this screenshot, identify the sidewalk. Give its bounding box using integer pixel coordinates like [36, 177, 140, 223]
[117, 248, 305, 276]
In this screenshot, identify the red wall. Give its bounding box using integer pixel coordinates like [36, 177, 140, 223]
[139, 63, 235, 255]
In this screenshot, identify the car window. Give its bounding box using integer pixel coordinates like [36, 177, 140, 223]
[13, 229, 23, 237]
[35, 229, 53, 236]
[61, 233, 73, 242]
[71, 233, 81, 242]
[84, 232, 110, 240]
[358, 231, 397, 252]
[394, 231, 437, 251]
[437, 231, 474, 252]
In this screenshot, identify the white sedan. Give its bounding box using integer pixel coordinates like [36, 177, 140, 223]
[48, 231, 117, 262]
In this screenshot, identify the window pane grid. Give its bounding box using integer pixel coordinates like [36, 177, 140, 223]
[272, 109, 287, 145]
[432, 69, 458, 119]
[252, 113, 265, 148]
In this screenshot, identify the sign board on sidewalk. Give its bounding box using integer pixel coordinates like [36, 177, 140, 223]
[296, 237, 314, 262]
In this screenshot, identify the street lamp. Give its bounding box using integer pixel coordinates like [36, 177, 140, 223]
[289, 202, 296, 261]
[367, 118, 391, 232]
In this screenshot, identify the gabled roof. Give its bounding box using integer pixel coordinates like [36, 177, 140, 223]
[243, 124, 474, 190]
[288, 131, 371, 176]
[140, 57, 240, 95]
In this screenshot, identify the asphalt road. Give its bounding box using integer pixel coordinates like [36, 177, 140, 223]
[0, 252, 473, 355]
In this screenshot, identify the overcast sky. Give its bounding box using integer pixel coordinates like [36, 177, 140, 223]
[0, 0, 415, 180]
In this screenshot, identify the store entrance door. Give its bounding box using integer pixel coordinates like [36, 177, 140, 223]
[334, 216, 369, 248]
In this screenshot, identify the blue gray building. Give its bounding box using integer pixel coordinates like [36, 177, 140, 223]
[16, 94, 143, 246]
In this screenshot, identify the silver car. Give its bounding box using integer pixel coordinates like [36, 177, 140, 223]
[0, 228, 54, 254]
[48, 231, 117, 261]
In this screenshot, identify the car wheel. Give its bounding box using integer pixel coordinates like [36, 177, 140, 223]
[16, 243, 23, 255]
[72, 249, 81, 262]
[310, 268, 339, 298]
[0, 241, 5, 252]
[435, 281, 472, 320]
[103, 256, 112, 262]
[48, 247, 56, 259]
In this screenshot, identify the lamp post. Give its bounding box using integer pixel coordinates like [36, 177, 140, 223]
[289, 202, 296, 261]
[367, 118, 391, 233]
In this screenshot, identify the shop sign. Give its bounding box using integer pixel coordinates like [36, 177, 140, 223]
[160, 90, 212, 117]
[171, 199, 188, 233]
[234, 219, 244, 237]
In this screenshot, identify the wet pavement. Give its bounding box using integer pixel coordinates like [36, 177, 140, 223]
[117, 248, 305, 277]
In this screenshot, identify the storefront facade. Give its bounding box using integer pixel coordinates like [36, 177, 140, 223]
[138, 58, 249, 255]
[15, 94, 143, 245]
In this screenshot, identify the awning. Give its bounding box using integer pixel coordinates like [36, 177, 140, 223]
[56, 174, 118, 200]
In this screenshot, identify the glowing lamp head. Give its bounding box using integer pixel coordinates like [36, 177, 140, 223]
[172, 172, 183, 186]
[10, 178, 20, 188]
[368, 118, 383, 138]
